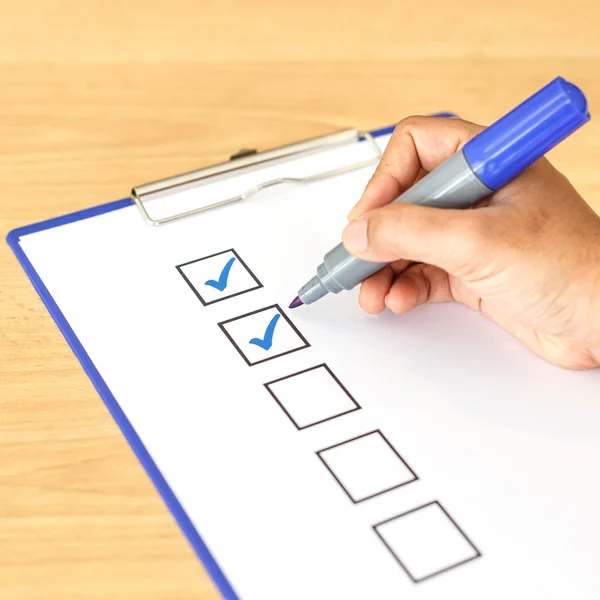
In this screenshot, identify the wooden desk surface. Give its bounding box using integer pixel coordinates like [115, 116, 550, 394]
[1, 1, 599, 598]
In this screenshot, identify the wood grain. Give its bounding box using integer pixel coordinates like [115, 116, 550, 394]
[1, 2, 599, 598]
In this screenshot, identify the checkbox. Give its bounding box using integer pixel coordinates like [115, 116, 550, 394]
[373, 501, 481, 583]
[317, 430, 417, 503]
[176, 249, 262, 306]
[218, 304, 310, 366]
[264, 364, 361, 430]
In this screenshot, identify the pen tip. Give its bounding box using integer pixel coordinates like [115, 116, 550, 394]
[289, 296, 303, 309]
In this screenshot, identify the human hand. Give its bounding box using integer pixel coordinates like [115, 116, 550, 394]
[342, 116, 600, 369]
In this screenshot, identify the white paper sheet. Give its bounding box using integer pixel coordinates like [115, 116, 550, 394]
[16, 133, 600, 599]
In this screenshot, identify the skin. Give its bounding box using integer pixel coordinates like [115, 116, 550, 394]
[341, 116, 600, 370]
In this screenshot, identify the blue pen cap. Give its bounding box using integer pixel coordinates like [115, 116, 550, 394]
[463, 77, 590, 190]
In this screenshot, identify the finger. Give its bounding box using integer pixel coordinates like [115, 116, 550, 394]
[357, 260, 414, 315]
[357, 265, 394, 314]
[389, 258, 413, 275]
[342, 201, 490, 277]
[385, 263, 453, 314]
[348, 116, 484, 219]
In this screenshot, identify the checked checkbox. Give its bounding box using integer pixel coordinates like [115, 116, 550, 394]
[218, 305, 310, 366]
[176, 249, 263, 306]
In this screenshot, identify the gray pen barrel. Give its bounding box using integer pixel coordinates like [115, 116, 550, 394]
[298, 150, 493, 305]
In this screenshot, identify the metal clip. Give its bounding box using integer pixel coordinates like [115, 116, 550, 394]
[131, 129, 382, 226]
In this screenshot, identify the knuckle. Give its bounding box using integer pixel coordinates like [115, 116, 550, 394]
[392, 115, 427, 136]
[397, 115, 421, 126]
[412, 265, 432, 304]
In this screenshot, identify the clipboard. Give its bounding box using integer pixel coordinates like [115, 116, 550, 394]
[8, 116, 600, 600]
[6, 121, 418, 599]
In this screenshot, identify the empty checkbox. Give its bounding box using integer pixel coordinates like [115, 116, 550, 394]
[218, 304, 310, 366]
[374, 501, 481, 583]
[176, 249, 262, 306]
[317, 430, 418, 503]
[264, 364, 361, 430]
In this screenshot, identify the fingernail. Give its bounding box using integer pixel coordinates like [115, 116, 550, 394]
[343, 218, 368, 253]
[384, 293, 395, 312]
[385, 293, 401, 314]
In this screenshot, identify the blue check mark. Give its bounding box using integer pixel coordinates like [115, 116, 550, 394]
[249, 314, 281, 351]
[205, 256, 236, 291]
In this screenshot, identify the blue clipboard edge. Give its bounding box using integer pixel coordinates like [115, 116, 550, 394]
[5, 117, 457, 600]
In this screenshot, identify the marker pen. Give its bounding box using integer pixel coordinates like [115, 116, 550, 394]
[289, 77, 590, 309]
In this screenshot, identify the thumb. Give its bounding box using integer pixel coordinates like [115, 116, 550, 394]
[342, 202, 488, 276]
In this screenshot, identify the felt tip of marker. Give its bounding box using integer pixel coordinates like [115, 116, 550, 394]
[288, 296, 303, 309]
